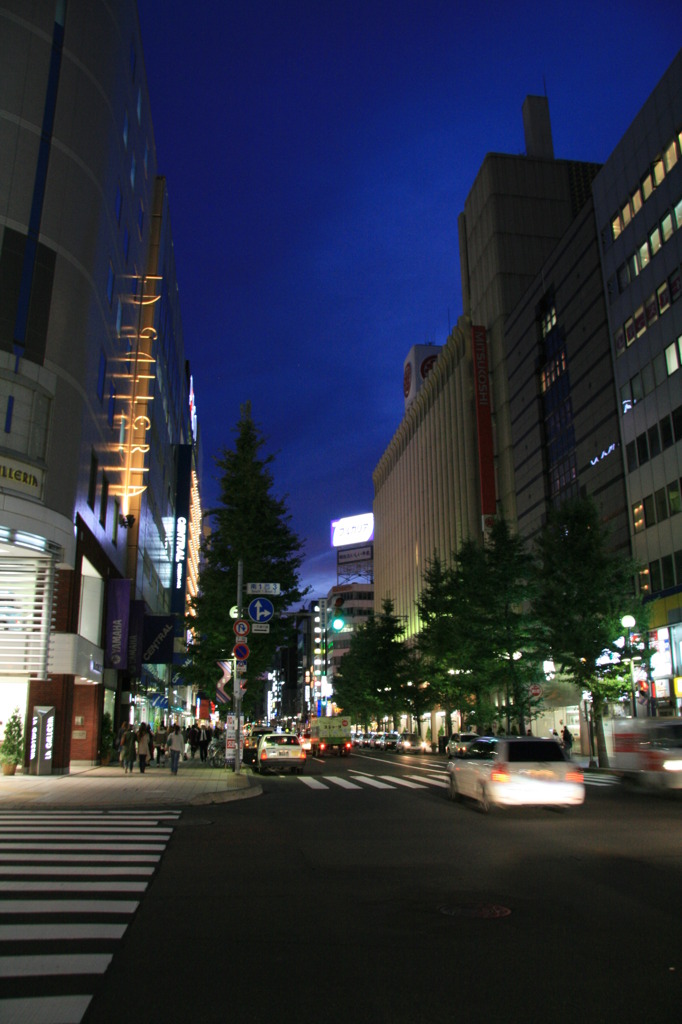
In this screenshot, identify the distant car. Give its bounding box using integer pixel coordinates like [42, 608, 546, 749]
[447, 736, 585, 812]
[255, 733, 306, 775]
[243, 725, 275, 766]
[369, 733, 385, 748]
[299, 732, 312, 752]
[377, 732, 400, 750]
[396, 732, 428, 754]
[446, 732, 478, 758]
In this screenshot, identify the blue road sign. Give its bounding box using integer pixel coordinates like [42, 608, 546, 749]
[248, 597, 274, 623]
[232, 642, 250, 661]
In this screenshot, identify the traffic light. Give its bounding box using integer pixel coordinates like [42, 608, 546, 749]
[330, 597, 346, 632]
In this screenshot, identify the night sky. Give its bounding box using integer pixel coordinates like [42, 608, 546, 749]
[136, 0, 682, 597]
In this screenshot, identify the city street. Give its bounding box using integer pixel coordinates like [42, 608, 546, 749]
[77, 750, 681, 1024]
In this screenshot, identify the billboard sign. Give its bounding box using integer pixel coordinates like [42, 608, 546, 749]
[331, 513, 374, 548]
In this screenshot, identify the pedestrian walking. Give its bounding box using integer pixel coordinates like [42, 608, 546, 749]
[121, 723, 137, 774]
[198, 723, 211, 762]
[137, 723, 152, 773]
[166, 724, 184, 775]
[562, 724, 573, 759]
[155, 722, 167, 766]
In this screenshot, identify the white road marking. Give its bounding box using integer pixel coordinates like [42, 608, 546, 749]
[377, 776, 427, 789]
[0, 994, 92, 1023]
[0, 954, 112, 978]
[326, 776, 362, 789]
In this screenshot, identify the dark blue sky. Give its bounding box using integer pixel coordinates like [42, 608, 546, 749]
[137, 0, 681, 597]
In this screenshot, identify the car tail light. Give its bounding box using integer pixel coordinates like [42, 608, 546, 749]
[345, 742, 351, 750]
[260, 749, 267, 760]
[566, 769, 583, 783]
[320, 742, 326, 752]
[490, 763, 510, 783]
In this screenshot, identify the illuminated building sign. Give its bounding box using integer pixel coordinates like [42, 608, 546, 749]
[331, 513, 374, 548]
[171, 445, 192, 615]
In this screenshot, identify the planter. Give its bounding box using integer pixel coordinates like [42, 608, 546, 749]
[2, 763, 17, 776]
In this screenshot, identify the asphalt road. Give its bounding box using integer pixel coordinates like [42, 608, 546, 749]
[24, 750, 682, 1024]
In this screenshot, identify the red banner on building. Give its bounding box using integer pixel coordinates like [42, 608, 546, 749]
[472, 325, 496, 521]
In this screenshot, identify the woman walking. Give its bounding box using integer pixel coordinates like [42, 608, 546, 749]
[121, 723, 137, 774]
[166, 724, 184, 775]
[137, 722, 152, 773]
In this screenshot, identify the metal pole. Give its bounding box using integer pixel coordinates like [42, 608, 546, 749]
[234, 559, 243, 774]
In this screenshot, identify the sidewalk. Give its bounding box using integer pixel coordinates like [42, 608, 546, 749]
[0, 756, 262, 810]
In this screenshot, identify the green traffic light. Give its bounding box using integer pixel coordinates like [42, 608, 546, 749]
[331, 615, 345, 632]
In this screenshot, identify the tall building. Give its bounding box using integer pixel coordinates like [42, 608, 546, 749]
[592, 50, 682, 691]
[0, 1, 200, 770]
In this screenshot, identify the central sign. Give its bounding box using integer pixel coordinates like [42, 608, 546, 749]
[232, 642, 250, 661]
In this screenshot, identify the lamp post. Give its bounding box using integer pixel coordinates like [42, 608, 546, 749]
[621, 614, 638, 718]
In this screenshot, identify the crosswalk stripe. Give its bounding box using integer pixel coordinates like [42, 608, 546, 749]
[0, 994, 93, 1023]
[326, 776, 362, 789]
[349, 775, 394, 789]
[0, 899, 140, 914]
[377, 776, 427, 789]
[0, 865, 155, 877]
[298, 777, 328, 789]
[0, 881, 148, 893]
[0, 924, 127, 941]
[406, 774, 448, 788]
[0, 853, 161, 863]
[0, 954, 112, 978]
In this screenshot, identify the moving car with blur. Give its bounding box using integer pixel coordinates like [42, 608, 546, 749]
[396, 732, 428, 754]
[447, 736, 585, 812]
[377, 731, 400, 750]
[611, 718, 682, 788]
[255, 733, 306, 775]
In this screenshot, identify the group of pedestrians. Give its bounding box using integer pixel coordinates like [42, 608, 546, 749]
[115, 721, 186, 775]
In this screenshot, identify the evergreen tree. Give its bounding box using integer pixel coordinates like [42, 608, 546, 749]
[534, 496, 639, 766]
[187, 403, 307, 715]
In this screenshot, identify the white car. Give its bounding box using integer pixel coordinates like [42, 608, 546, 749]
[447, 736, 585, 812]
[256, 733, 306, 775]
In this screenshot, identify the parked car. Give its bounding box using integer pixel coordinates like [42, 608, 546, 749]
[255, 732, 306, 775]
[447, 736, 585, 812]
[396, 732, 428, 754]
[446, 732, 478, 758]
[243, 725, 275, 766]
[377, 732, 400, 750]
[369, 733, 385, 748]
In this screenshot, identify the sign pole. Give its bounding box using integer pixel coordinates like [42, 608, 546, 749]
[234, 559, 243, 774]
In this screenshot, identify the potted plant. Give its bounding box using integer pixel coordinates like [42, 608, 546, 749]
[100, 711, 114, 765]
[0, 707, 25, 775]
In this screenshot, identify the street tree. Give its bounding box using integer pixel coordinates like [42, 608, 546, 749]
[187, 402, 306, 715]
[533, 496, 639, 766]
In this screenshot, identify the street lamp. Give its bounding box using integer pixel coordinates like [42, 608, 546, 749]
[621, 615, 638, 718]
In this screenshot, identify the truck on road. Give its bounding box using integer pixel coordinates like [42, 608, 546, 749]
[611, 717, 682, 788]
[309, 716, 352, 757]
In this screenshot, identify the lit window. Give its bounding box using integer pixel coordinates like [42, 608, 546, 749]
[638, 240, 650, 270]
[614, 327, 626, 356]
[632, 501, 645, 533]
[665, 341, 680, 375]
[625, 317, 636, 346]
[649, 225, 661, 256]
[628, 251, 640, 279]
[638, 567, 650, 594]
[664, 139, 678, 173]
[631, 187, 642, 215]
[652, 156, 665, 187]
[661, 212, 673, 243]
[611, 213, 622, 240]
[645, 293, 658, 326]
[621, 200, 632, 227]
[641, 171, 653, 201]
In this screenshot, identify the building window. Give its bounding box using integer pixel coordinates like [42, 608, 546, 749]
[632, 501, 645, 533]
[626, 441, 637, 471]
[637, 241, 650, 271]
[630, 372, 643, 404]
[540, 304, 557, 339]
[649, 225, 661, 256]
[611, 212, 622, 241]
[631, 187, 643, 216]
[661, 212, 673, 243]
[664, 139, 678, 173]
[665, 340, 680, 375]
[617, 263, 630, 291]
[636, 432, 649, 465]
[668, 480, 681, 516]
[88, 451, 98, 509]
[648, 425, 661, 459]
[661, 554, 675, 590]
[655, 487, 668, 521]
[649, 560, 662, 594]
[652, 156, 665, 187]
[638, 566, 650, 595]
[674, 196, 682, 231]
[673, 404, 682, 442]
[641, 362, 654, 395]
[615, 327, 626, 357]
[621, 199, 632, 228]
[657, 281, 671, 314]
[643, 494, 656, 527]
[634, 305, 646, 337]
[660, 414, 674, 449]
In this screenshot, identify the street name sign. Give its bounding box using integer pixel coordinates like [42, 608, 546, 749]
[246, 582, 281, 595]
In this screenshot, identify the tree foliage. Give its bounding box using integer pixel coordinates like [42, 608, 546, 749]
[187, 403, 307, 714]
[533, 496, 640, 765]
